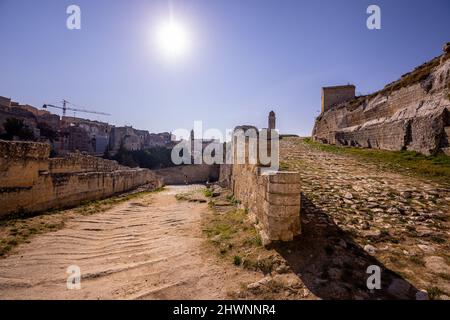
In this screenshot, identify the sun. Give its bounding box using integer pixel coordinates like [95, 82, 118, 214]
[156, 18, 190, 60]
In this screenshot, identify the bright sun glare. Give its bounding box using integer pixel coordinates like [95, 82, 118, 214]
[156, 18, 190, 60]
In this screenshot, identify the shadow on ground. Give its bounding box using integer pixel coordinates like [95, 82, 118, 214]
[272, 195, 419, 300]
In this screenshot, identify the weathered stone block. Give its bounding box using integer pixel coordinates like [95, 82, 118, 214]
[226, 133, 302, 244]
[263, 201, 300, 217]
[265, 171, 300, 184]
[265, 192, 301, 206]
[267, 182, 301, 194]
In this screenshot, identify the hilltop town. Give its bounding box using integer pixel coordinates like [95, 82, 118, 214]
[0, 96, 174, 156]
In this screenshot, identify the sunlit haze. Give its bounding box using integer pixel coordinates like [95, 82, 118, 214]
[155, 17, 191, 60]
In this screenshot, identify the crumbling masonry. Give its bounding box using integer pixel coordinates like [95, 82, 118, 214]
[220, 119, 302, 245]
[0, 140, 163, 217]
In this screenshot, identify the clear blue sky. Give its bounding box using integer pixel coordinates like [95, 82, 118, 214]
[0, 0, 449, 136]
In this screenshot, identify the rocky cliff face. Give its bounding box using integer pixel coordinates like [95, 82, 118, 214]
[312, 43, 450, 155]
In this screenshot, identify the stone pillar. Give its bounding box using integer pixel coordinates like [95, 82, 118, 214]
[268, 111, 276, 130]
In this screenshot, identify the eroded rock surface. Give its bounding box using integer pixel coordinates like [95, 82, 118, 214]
[313, 43, 450, 155]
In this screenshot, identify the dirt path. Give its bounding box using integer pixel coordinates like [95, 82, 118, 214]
[0, 185, 256, 300]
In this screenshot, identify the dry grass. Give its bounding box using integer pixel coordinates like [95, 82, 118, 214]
[202, 203, 279, 275]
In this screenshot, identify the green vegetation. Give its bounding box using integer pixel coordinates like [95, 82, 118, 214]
[303, 138, 450, 186]
[427, 287, 446, 300]
[225, 194, 240, 205]
[37, 122, 58, 142]
[279, 161, 290, 171]
[203, 188, 213, 198]
[204, 209, 249, 241]
[0, 118, 34, 141]
[203, 203, 277, 274]
[105, 146, 174, 169]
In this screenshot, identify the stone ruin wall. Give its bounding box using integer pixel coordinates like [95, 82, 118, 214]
[49, 152, 127, 174]
[0, 140, 163, 217]
[313, 44, 450, 155]
[220, 129, 301, 245]
[154, 164, 219, 185]
[321, 85, 355, 113]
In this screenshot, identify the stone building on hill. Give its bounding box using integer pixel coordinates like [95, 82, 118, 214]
[313, 43, 450, 156]
[0, 96, 174, 156]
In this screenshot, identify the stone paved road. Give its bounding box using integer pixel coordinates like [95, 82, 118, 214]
[279, 137, 450, 299]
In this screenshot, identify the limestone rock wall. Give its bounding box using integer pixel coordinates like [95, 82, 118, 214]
[49, 153, 126, 174]
[218, 164, 232, 187]
[154, 164, 219, 185]
[0, 140, 163, 217]
[313, 44, 450, 155]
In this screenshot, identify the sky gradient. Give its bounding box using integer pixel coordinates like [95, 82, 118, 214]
[1, 0, 449, 136]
